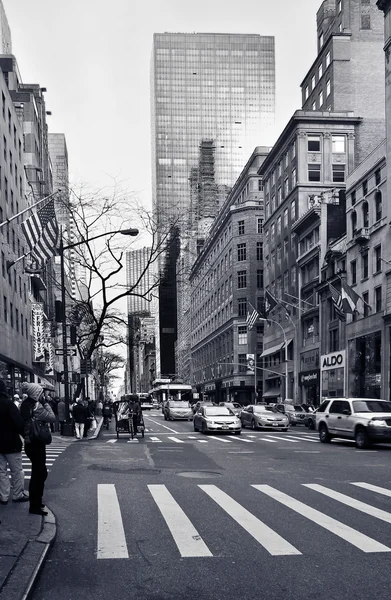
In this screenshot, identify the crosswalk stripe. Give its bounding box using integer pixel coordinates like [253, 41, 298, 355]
[149, 437, 162, 443]
[97, 484, 129, 559]
[253, 485, 391, 553]
[266, 436, 299, 443]
[148, 485, 212, 558]
[304, 484, 391, 524]
[106, 439, 117, 444]
[199, 485, 300, 556]
[198, 440, 208, 443]
[259, 438, 277, 443]
[351, 482, 391, 497]
[127, 439, 139, 443]
[284, 436, 320, 443]
[228, 436, 254, 443]
[167, 437, 185, 443]
[210, 437, 232, 443]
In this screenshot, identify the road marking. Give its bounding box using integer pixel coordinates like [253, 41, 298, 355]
[127, 439, 139, 443]
[167, 437, 185, 444]
[266, 436, 299, 443]
[97, 484, 129, 559]
[149, 437, 162, 443]
[148, 485, 212, 558]
[106, 439, 117, 444]
[284, 436, 320, 443]
[259, 438, 277, 443]
[294, 451, 320, 454]
[304, 484, 391, 524]
[199, 485, 300, 556]
[198, 440, 208, 443]
[253, 485, 391, 554]
[228, 451, 254, 454]
[143, 417, 179, 433]
[351, 482, 391, 497]
[247, 435, 256, 438]
[228, 436, 254, 443]
[210, 437, 232, 443]
[187, 436, 197, 439]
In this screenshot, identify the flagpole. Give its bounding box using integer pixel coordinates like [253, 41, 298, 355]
[6, 251, 31, 271]
[0, 190, 60, 231]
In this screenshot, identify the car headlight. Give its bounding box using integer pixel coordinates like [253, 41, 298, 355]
[206, 420, 215, 425]
[369, 420, 387, 427]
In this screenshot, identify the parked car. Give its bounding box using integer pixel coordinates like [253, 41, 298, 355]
[241, 404, 289, 430]
[218, 402, 242, 416]
[275, 403, 308, 425]
[193, 405, 241, 434]
[164, 400, 193, 421]
[303, 406, 317, 429]
[316, 397, 391, 449]
[192, 401, 214, 414]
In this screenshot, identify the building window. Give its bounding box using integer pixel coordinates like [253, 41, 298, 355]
[15, 308, 19, 333]
[326, 51, 331, 68]
[256, 241, 263, 261]
[375, 169, 381, 186]
[363, 292, 370, 317]
[362, 201, 369, 228]
[361, 14, 371, 29]
[291, 266, 296, 287]
[308, 164, 321, 182]
[308, 135, 321, 152]
[257, 218, 263, 234]
[326, 79, 331, 97]
[283, 208, 288, 228]
[237, 243, 246, 262]
[375, 190, 382, 221]
[351, 210, 357, 235]
[1, 251, 4, 278]
[238, 220, 245, 235]
[238, 354, 247, 373]
[238, 326, 247, 345]
[318, 63, 323, 79]
[258, 179, 263, 191]
[350, 260, 357, 285]
[277, 245, 281, 262]
[277, 215, 281, 234]
[238, 298, 247, 317]
[332, 135, 345, 153]
[284, 177, 289, 196]
[319, 32, 324, 48]
[305, 85, 309, 99]
[375, 286, 382, 313]
[319, 91, 324, 107]
[332, 164, 345, 183]
[284, 237, 289, 255]
[312, 101, 316, 111]
[362, 252, 369, 279]
[3, 296, 7, 322]
[277, 186, 281, 205]
[257, 270, 264, 289]
[21, 314, 23, 336]
[374, 245, 382, 273]
[290, 200, 296, 222]
[329, 328, 339, 352]
[351, 190, 356, 206]
[237, 270, 247, 289]
[10, 302, 13, 328]
[311, 74, 316, 89]
[362, 179, 368, 196]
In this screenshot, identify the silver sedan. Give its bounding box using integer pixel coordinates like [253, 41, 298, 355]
[241, 405, 289, 430]
[193, 406, 241, 434]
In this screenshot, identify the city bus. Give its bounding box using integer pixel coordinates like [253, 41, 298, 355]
[149, 381, 193, 406]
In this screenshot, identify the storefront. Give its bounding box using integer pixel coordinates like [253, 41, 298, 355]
[0, 357, 33, 396]
[348, 331, 381, 398]
[320, 350, 346, 399]
[299, 369, 320, 406]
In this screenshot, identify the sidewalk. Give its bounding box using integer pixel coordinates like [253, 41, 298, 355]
[0, 418, 103, 599]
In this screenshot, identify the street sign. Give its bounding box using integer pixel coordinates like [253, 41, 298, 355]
[55, 348, 77, 356]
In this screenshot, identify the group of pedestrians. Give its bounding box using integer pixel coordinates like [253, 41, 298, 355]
[0, 380, 55, 518]
[71, 397, 97, 439]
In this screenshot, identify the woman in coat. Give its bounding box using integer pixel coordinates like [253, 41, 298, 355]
[20, 383, 56, 515]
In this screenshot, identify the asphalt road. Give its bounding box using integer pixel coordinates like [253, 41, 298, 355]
[31, 411, 391, 600]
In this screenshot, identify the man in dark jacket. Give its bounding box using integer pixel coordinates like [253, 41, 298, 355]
[73, 398, 87, 440]
[0, 379, 29, 504]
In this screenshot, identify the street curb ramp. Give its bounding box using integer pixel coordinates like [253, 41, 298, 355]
[0, 508, 56, 600]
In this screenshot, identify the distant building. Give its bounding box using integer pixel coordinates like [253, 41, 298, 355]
[126, 247, 156, 316]
[0, 0, 11, 53]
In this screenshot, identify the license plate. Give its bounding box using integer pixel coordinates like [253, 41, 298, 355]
[272, 423, 279, 427]
[222, 425, 229, 429]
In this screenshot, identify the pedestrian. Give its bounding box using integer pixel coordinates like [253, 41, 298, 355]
[128, 395, 141, 438]
[0, 380, 29, 505]
[96, 400, 103, 417]
[20, 382, 56, 516]
[57, 397, 66, 435]
[73, 398, 87, 440]
[83, 398, 94, 438]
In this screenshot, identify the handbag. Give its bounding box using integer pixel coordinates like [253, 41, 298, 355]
[30, 408, 52, 445]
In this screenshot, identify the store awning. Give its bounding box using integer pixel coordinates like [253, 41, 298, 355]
[259, 342, 284, 358]
[263, 388, 281, 398]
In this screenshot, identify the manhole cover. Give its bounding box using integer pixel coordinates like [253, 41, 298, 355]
[176, 471, 222, 479]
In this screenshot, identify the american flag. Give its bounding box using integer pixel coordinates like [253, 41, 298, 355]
[246, 303, 259, 330]
[21, 199, 59, 264]
[329, 283, 345, 321]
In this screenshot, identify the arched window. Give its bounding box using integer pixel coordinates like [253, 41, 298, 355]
[375, 190, 382, 222]
[351, 210, 357, 235]
[362, 201, 369, 229]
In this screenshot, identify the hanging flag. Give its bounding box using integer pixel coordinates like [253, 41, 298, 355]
[246, 303, 259, 330]
[341, 279, 361, 314]
[328, 283, 345, 321]
[21, 198, 59, 264]
[264, 289, 278, 317]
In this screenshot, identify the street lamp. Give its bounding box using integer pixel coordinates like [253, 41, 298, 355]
[60, 226, 139, 434]
[258, 317, 289, 401]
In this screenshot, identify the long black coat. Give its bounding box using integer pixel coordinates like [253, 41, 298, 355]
[0, 395, 24, 453]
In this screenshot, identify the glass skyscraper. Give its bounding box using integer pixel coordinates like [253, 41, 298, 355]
[151, 32, 275, 376]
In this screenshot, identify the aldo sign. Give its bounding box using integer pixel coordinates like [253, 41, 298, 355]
[321, 350, 346, 372]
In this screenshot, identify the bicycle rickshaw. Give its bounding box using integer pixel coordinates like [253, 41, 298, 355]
[113, 396, 145, 440]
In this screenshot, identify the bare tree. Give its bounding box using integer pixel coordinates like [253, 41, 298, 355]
[92, 350, 125, 396]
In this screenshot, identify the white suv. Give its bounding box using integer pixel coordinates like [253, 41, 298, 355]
[316, 398, 391, 449]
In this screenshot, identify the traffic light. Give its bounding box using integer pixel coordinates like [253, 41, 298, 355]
[55, 300, 63, 322]
[70, 325, 77, 345]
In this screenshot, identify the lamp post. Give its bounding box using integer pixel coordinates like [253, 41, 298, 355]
[258, 317, 289, 401]
[60, 227, 139, 434]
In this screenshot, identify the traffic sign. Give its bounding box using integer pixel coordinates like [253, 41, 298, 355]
[55, 348, 77, 357]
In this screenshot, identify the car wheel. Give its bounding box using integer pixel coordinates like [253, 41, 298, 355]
[164, 414, 167, 421]
[355, 427, 371, 449]
[319, 424, 331, 443]
[193, 420, 198, 432]
[282, 428, 289, 432]
[251, 419, 257, 430]
[241, 419, 246, 429]
[291, 423, 296, 427]
[308, 419, 315, 430]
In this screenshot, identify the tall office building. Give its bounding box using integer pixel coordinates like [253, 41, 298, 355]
[0, 0, 11, 53]
[126, 247, 156, 316]
[151, 32, 276, 376]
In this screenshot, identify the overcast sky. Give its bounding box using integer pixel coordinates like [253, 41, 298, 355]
[4, 0, 318, 207]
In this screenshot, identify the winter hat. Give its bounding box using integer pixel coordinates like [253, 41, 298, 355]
[0, 380, 8, 399]
[21, 382, 44, 402]
[14, 394, 20, 399]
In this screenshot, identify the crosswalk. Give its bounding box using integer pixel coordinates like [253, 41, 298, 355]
[105, 432, 321, 445]
[96, 481, 391, 559]
[7, 442, 71, 481]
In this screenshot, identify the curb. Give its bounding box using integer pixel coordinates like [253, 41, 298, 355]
[0, 508, 56, 600]
[87, 416, 103, 440]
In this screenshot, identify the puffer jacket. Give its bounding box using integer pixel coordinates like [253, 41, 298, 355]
[20, 397, 56, 444]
